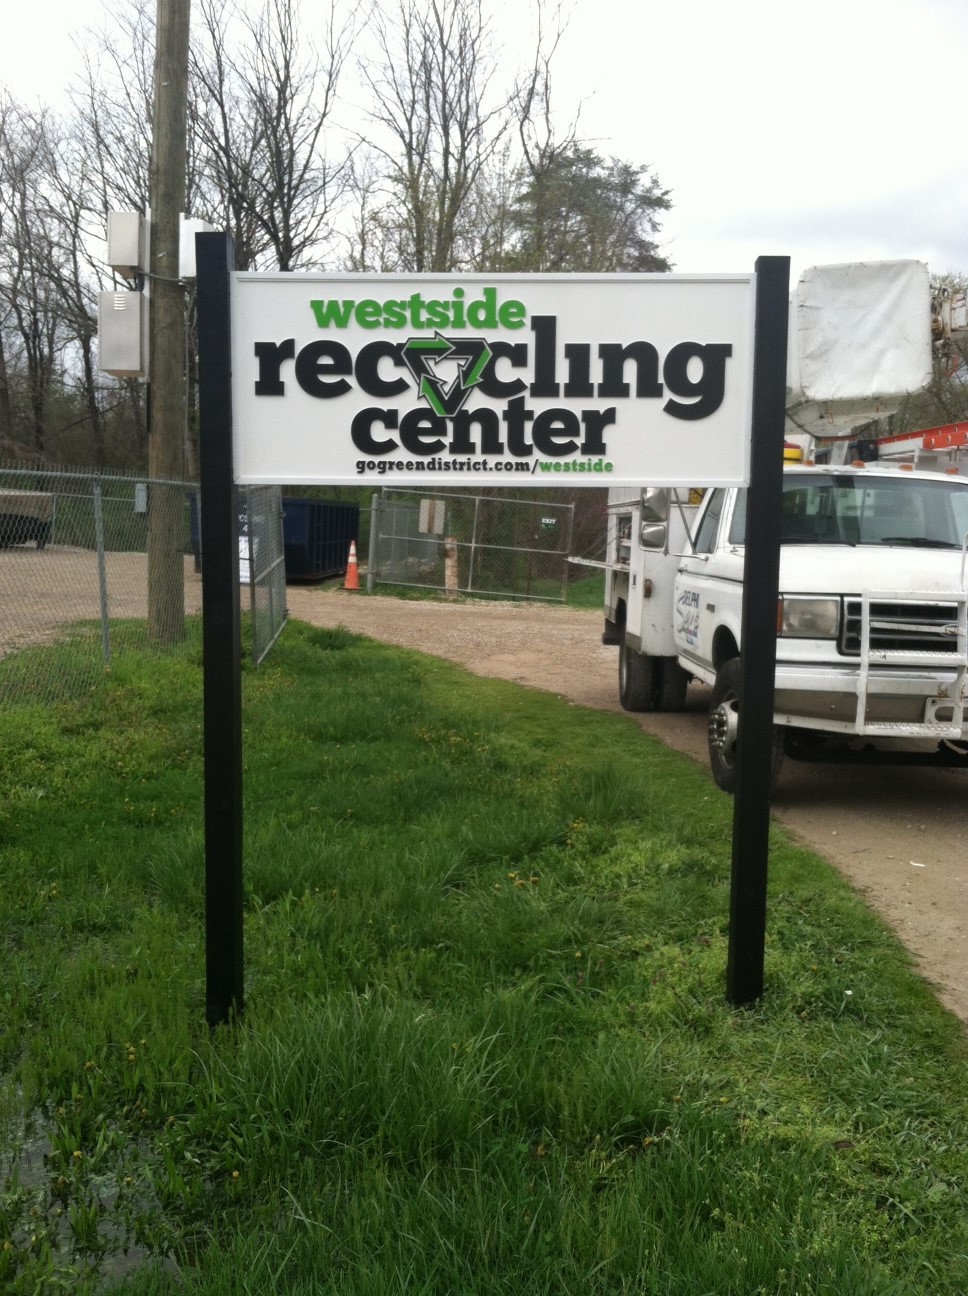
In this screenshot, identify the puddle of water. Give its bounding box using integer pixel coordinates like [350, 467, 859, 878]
[2, 1103, 181, 1286]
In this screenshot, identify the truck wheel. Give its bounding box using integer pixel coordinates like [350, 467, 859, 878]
[707, 658, 784, 794]
[655, 658, 689, 711]
[619, 635, 656, 711]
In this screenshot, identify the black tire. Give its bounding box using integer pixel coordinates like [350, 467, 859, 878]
[619, 633, 656, 712]
[707, 658, 784, 794]
[654, 657, 689, 712]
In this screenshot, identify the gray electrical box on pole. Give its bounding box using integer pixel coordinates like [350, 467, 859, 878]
[106, 210, 149, 283]
[98, 211, 213, 380]
[97, 290, 149, 378]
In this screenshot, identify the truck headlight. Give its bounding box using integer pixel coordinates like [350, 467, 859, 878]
[778, 596, 840, 638]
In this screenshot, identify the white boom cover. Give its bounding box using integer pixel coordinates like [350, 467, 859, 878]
[785, 260, 931, 438]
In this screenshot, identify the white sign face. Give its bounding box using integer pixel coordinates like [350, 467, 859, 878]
[230, 273, 756, 487]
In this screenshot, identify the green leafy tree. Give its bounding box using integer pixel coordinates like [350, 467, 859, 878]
[504, 144, 671, 273]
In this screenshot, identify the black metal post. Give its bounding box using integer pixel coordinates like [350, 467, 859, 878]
[726, 255, 790, 1007]
[195, 231, 244, 1025]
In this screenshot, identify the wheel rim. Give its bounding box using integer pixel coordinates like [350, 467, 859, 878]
[709, 691, 739, 768]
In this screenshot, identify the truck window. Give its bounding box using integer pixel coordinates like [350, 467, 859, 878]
[693, 489, 726, 553]
[948, 492, 968, 544]
[729, 474, 968, 548]
[728, 490, 746, 544]
[615, 514, 632, 564]
[850, 477, 968, 547]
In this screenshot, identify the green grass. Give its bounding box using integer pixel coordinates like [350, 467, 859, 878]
[2, 619, 968, 1293]
[566, 570, 606, 607]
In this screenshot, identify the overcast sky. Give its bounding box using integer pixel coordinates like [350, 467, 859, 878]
[1, 0, 965, 285]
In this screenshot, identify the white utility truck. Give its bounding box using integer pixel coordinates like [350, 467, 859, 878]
[602, 261, 968, 791]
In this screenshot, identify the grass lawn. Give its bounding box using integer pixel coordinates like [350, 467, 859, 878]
[1, 618, 967, 1294]
[565, 570, 606, 608]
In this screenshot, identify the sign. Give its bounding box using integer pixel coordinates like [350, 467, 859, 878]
[230, 273, 756, 488]
[196, 233, 790, 1025]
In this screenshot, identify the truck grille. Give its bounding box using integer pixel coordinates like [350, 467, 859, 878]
[841, 599, 962, 656]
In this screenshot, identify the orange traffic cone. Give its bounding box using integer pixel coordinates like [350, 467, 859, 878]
[343, 539, 360, 591]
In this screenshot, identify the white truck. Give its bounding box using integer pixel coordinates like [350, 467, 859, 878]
[604, 465, 968, 791]
[601, 260, 968, 791]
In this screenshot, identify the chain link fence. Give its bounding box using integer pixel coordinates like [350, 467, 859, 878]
[369, 488, 575, 601]
[0, 467, 287, 709]
[241, 486, 288, 666]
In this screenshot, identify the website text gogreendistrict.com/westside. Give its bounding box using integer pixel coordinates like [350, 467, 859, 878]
[354, 457, 614, 476]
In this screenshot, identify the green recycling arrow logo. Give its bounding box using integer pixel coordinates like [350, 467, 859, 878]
[401, 333, 492, 418]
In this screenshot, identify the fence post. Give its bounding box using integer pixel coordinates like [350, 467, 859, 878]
[244, 491, 258, 664]
[367, 493, 380, 593]
[467, 496, 481, 593]
[561, 502, 576, 602]
[268, 491, 283, 637]
[444, 536, 459, 599]
[92, 478, 110, 667]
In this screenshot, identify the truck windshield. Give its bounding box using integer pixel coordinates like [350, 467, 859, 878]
[728, 473, 968, 547]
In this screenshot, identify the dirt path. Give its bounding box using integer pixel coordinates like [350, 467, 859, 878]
[287, 586, 968, 1025]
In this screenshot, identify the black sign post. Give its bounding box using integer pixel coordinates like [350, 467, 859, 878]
[196, 231, 244, 1026]
[726, 255, 791, 1006]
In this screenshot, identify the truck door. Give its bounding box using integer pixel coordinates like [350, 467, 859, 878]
[674, 489, 744, 671]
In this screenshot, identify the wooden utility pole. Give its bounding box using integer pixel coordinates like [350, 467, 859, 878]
[148, 0, 191, 643]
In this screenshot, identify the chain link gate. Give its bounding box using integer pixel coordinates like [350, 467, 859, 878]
[369, 488, 575, 601]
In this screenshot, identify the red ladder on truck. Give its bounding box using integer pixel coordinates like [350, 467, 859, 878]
[872, 422, 968, 471]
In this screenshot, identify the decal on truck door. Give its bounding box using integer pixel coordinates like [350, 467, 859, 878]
[676, 587, 700, 647]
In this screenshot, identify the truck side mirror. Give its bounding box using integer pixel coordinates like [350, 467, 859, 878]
[639, 489, 669, 549]
[639, 521, 667, 549]
[640, 487, 670, 522]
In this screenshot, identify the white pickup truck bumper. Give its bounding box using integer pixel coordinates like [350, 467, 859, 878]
[773, 662, 968, 739]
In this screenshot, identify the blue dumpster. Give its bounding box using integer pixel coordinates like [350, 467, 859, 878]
[282, 498, 359, 583]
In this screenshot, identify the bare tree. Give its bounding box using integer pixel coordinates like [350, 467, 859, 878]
[69, 0, 156, 217]
[0, 100, 67, 454]
[190, 0, 268, 268]
[344, 153, 398, 272]
[358, 0, 514, 273]
[37, 126, 118, 464]
[192, 0, 353, 270]
[0, 91, 131, 464]
[0, 95, 16, 448]
[511, 0, 575, 182]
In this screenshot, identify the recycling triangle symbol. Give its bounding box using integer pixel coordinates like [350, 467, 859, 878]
[401, 334, 493, 418]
